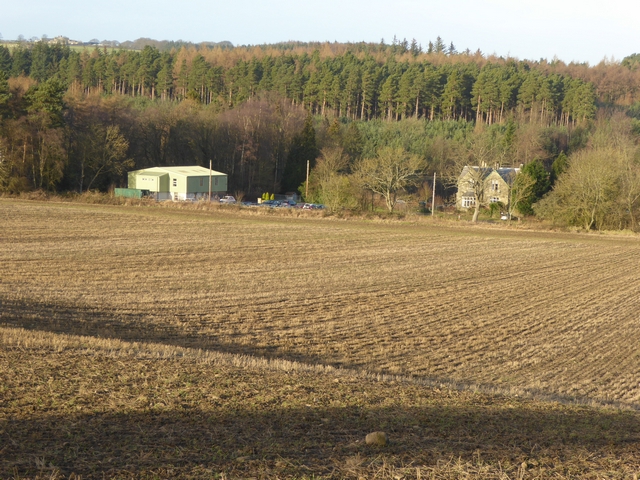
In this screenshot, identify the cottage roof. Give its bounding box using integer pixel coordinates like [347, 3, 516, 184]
[459, 166, 520, 183]
[496, 167, 520, 182]
[460, 166, 493, 180]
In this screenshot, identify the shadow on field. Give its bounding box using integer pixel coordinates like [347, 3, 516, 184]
[0, 297, 283, 357]
[3, 402, 640, 478]
[4, 297, 640, 478]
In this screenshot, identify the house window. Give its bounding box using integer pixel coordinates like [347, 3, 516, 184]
[462, 196, 475, 208]
[172, 178, 177, 187]
[214, 177, 218, 186]
[200, 178, 204, 187]
[490, 197, 500, 203]
[491, 180, 499, 191]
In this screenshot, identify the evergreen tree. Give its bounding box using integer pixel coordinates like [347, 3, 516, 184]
[360, 59, 379, 120]
[103, 54, 119, 94]
[156, 54, 174, 101]
[380, 73, 399, 121]
[177, 58, 189, 100]
[423, 65, 444, 120]
[409, 39, 421, 57]
[0, 46, 12, 76]
[551, 151, 568, 184]
[472, 64, 501, 124]
[341, 121, 364, 160]
[25, 77, 67, 127]
[189, 54, 209, 102]
[65, 51, 82, 88]
[303, 71, 321, 113]
[342, 63, 361, 119]
[11, 46, 31, 77]
[0, 70, 10, 118]
[282, 115, 318, 192]
[318, 64, 335, 116]
[518, 70, 541, 119]
[516, 160, 550, 214]
[138, 45, 161, 98]
[441, 68, 464, 120]
[30, 42, 53, 82]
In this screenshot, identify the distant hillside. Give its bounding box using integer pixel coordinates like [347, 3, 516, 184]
[119, 37, 234, 51]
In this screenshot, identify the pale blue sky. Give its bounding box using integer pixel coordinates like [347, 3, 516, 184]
[3, 0, 638, 64]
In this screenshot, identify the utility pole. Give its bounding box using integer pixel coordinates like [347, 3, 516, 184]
[208, 160, 212, 202]
[305, 160, 310, 200]
[431, 172, 436, 216]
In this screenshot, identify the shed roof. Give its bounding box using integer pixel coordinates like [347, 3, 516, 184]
[131, 166, 226, 177]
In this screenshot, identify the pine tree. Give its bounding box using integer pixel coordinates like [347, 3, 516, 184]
[427, 42, 434, 54]
[156, 54, 174, 101]
[189, 54, 209, 102]
[441, 69, 463, 120]
[423, 65, 444, 120]
[0, 46, 12, 76]
[0, 70, 10, 118]
[11, 45, 31, 77]
[409, 39, 421, 57]
[380, 73, 399, 121]
[281, 115, 318, 192]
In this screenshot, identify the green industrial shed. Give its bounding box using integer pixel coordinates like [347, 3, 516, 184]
[126, 166, 227, 201]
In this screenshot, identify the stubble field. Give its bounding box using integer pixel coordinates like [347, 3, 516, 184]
[2, 199, 640, 478]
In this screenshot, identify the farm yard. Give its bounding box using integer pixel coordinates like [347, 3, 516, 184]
[2, 199, 640, 478]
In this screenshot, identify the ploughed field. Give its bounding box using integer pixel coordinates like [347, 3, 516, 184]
[3, 200, 640, 404]
[2, 199, 640, 478]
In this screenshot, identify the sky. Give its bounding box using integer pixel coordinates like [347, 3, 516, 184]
[3, 0, 638, 65]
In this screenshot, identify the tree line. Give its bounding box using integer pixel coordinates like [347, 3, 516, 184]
[1, 39, 640, 230]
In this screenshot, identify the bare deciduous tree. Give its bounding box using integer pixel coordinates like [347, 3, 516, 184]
[535, 148, 620, 230]
[84, 124, 133, 191]
[505, 169, 536, 220]
[306, 147, 356, 211]
[354, 146, 426, 212]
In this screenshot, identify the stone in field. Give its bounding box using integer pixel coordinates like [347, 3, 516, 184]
[365, 431, 388, 446]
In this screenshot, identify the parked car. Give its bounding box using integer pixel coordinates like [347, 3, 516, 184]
[260, 200, 282, 207]
[302, 203, 325, 210]
[280, 200, 297, 207]
[219, 195, 236, 204]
